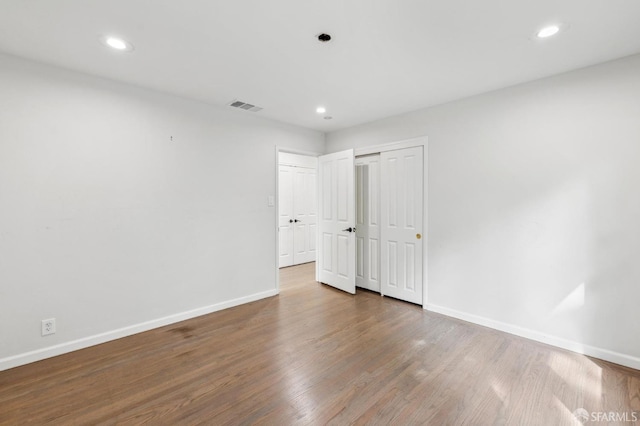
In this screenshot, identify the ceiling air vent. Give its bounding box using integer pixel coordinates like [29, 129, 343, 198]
[228, 100, 263, 112]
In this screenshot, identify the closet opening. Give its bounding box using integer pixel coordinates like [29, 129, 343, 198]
[355, 154, 381, 293]
[316, 140, 426, 305]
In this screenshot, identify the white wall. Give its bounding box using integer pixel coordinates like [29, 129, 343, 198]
[278, 152, 318, 168]
[327, 53, 640, 369]
[0, 53, 324, 370]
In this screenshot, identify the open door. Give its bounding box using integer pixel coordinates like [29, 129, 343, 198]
[317, 149, 356, 294]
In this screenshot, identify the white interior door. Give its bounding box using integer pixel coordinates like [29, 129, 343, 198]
[318, 149, 356, 294]
[278, 165, 294, 268]
[380, 146, 423, 304]
[293, 167, 317, 264]
[355, 155, 381, 292]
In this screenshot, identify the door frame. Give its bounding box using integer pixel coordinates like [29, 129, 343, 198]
[274, 146, 321, 294]
[273, 135, 428, 305]
[354, 136, 428, 306]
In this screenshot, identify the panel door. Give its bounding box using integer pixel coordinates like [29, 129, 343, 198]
[293, 167, 317, 264]
[317, 149, 356, 294]
[355, 155, 381, 292]
[278, 165, 294, 268]
[380, 146, 423, 304]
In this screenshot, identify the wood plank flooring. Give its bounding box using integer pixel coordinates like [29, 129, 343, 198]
[1, 262, 639, 425]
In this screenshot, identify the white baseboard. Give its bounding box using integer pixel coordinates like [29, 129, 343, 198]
[425, 303, 640, 371]
[0, 289, 278, 372]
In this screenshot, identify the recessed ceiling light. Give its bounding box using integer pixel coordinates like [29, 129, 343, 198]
[101, 36, 134, 52]
[316, 106, 326, 114]
[537, 25, 560, 39]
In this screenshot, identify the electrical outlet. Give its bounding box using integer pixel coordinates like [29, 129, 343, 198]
[42, 318, 56, 336]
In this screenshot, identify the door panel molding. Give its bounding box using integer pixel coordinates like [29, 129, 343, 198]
[317, 149, 356, 294]
[380, 146, 424, 304]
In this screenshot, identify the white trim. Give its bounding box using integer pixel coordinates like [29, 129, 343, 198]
[355, 136, 427, 156]
[423, 140, 429, 306]
[274, 145, 280, 294]
[0, 289, 278, 372]
[278, 147, 321, 157]
[426, 303, 640, 371]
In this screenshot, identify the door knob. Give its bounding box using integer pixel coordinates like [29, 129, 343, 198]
[294, 219, 301, 223]
[289, 219, 294, 223]
[342, 227, 356, 233]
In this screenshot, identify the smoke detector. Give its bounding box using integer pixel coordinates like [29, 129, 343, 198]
[317, 33, 332, 43]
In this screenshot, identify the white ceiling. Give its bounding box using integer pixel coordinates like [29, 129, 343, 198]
[1, 1, 640, 132]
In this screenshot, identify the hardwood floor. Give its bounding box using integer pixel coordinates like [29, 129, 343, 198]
[1, 262, 639, 425]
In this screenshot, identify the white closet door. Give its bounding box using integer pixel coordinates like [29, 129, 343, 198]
[380, 146, 423, 304]
[278, 165, 295, 268]
[318, 149, 356, 294]
[293, 167, 317, 264]
[355, 155, 381, 292]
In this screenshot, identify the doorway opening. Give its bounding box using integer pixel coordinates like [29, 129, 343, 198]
[276, 150, 319, 292]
